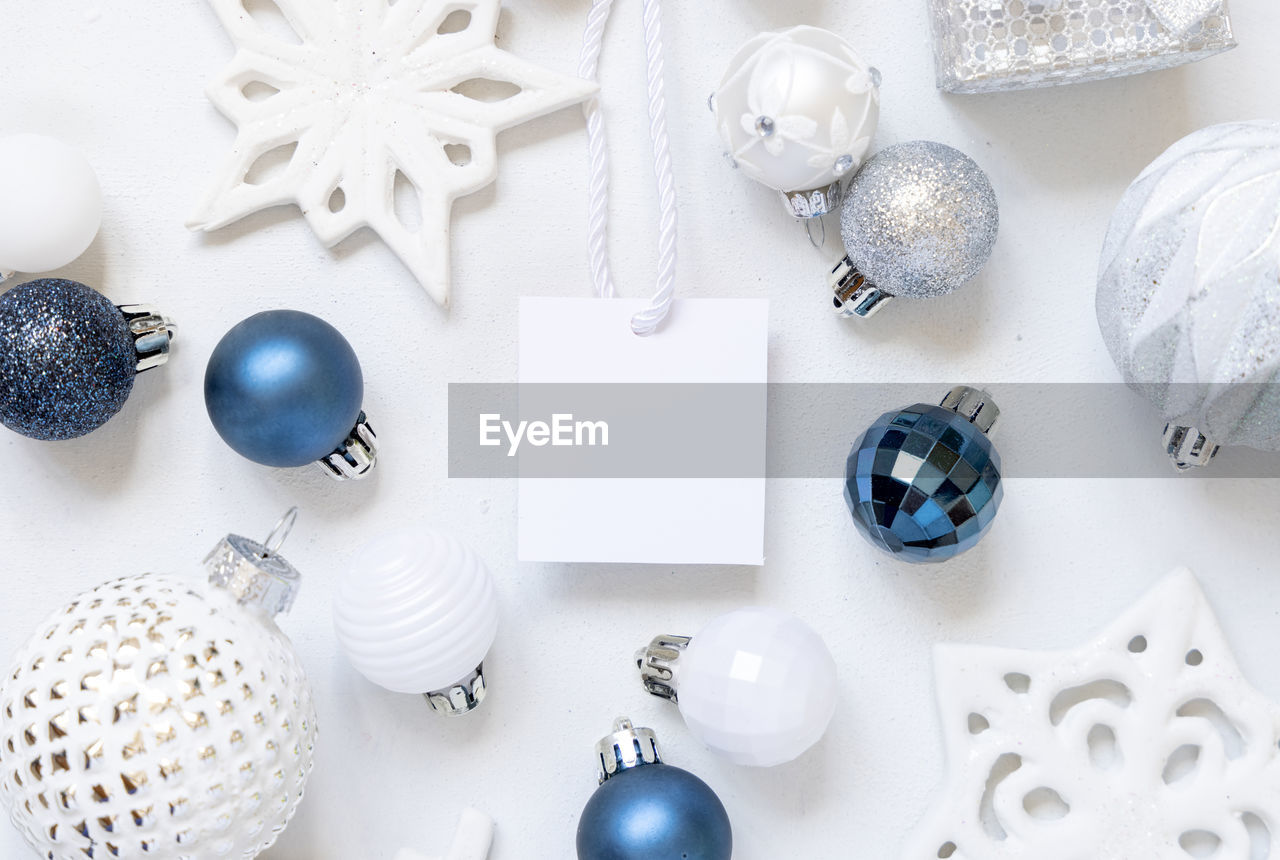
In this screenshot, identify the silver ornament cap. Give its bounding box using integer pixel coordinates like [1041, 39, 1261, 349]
[595, 718, 662, 784]
[636, 634, 691, 702]
[117, 304, 176, 373]
[425, 663, 488, 715]
[1164, 424, 1220, 472]
[940, 385, 1000, 435]
[204, 507, 302, 616]
[318, 410, 378, 481]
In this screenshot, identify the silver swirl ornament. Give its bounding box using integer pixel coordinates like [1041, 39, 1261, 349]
[1097, 120, 1280, 469]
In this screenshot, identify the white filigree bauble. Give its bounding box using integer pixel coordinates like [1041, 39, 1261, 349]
[334, 528, 498, 695]
[674, 607, 837, 768]
[395, 807, 495, 860]
[0, 574, 317, 859]
[713, 26, 879, 197]
[187, 0, 596, 307]
[1097, 120, 1280, 457]
[903, 569, 1280, 860]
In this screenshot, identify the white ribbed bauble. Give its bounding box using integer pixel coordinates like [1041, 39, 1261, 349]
[334, 529, 499, 714]
[637, 607, 837, 767]
[0, 532, 316, 860]
[0, 134, 102, 278]
[713, 26, 880, 218]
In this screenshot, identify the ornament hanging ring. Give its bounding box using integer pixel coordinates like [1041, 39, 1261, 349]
[262, 507, 299, 558]
[804, 217, 826, 249]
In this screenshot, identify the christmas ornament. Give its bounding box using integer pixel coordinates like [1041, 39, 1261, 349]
[712, 25, 881, 219]
[636, 607, 837, 767]
[1098, 120, 1280, 470]
[0, 509, 317, 860]
[829, 141, 999, 318]
[929, 0, 1236, 93]
[187, 0, 596, 307]
[205, 309, 377, 480]
[395, 807, 495, 860]
[0, 278, 174, 441]
[577, 718, 732, 860]
[904, 568, 1280, 859]
[333, 528, 498, 714]
[845, 386, 1003, 564]
[0, 134, 102, 281]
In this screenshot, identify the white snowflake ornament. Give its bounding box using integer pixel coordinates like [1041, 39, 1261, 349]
[904, 569, 1280, 860]
[187, 0, 597, 306]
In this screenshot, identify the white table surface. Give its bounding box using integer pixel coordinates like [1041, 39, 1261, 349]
[3, 0, 1280, 857]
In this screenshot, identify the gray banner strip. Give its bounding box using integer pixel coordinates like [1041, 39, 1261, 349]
[447, 383, 1280, 478]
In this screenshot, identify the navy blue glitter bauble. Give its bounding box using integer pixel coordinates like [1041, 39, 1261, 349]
[0, 279, 135, 441]
[576, 763, 733, 860]
[205, 310, 364, 468]
[844, 403, 1003, 563]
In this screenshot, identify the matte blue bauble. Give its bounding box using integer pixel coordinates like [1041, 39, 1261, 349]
[576, 763, 732, 860]
[844, 402, 1003, 563]
[205, 310, 363, 468]
[0, 279, 135, 441]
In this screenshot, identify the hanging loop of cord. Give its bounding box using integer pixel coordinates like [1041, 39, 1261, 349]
[579, 0, 678, 336]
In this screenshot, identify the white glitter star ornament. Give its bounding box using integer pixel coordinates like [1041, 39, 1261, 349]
[187, 0, 597, 306]
[904, 569, 1280, 860]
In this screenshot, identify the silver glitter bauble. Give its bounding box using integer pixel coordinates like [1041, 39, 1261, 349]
[1097, 120, 1280, 469]
[830, 141, 999, 318]
[0, 523, 316, 859]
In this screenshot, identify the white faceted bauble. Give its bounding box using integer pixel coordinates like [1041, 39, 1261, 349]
[0, 134, 102, 276]
[0, 573, 316, 859]
[658, 607, 837, 767]
[713, 26, 880, 217]
[1097, 120, 1280, 460]
[334, 529, 498, 709]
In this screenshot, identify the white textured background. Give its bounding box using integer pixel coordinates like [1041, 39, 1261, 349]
[2, 0, 1280, 857]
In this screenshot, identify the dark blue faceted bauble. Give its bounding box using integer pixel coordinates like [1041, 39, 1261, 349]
[205, 310, 363, 468]
[576, 763, 733, 860]
[0, 279, 135, 441]
[844, 403, 1003, 564]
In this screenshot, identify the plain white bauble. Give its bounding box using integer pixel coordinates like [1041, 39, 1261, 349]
[0, 134, 102, 275]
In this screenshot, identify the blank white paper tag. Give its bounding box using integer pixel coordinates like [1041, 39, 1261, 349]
[518, 297, 768, 565]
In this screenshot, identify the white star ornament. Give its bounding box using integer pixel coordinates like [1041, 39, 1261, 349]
[187, 0, 597, 306]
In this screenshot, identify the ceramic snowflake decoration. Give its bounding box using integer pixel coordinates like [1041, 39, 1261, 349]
[904, 569, 1280, 860]
[188, 0, 596, 306]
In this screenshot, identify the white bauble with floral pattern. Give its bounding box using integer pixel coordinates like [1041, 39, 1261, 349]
[0, 531, 317, 859]
[713, 25, 880, 218]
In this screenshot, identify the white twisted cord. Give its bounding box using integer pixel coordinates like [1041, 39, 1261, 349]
[578, 0, 678, 335]
[578, 0, 616, 300]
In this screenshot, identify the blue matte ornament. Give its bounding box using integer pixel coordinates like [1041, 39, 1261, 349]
[204, 309, 378, 480]
[0, 278, 173, 441]
[844, 386, 1003, 564]
[577, 718, 732, 860]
